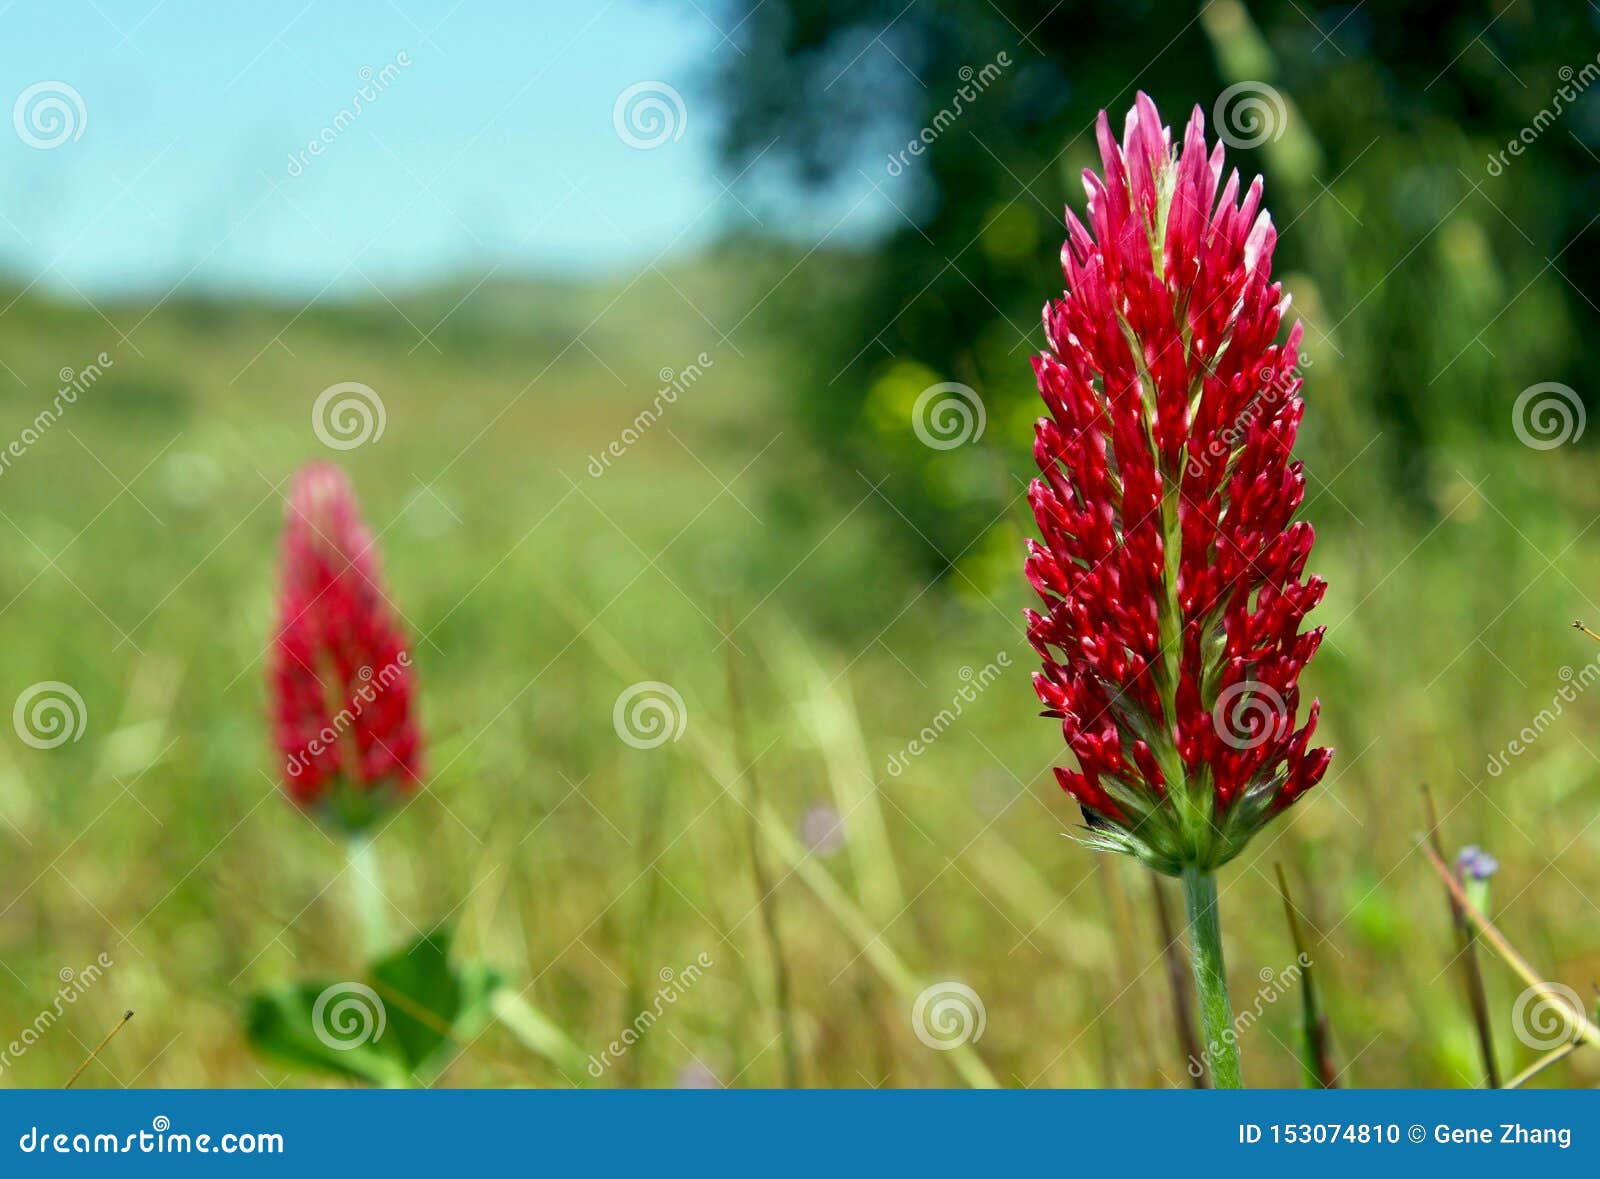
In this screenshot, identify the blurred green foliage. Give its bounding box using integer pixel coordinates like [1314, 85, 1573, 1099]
[713, 0, 1600, 571]
[1, 261, 1599, 1088]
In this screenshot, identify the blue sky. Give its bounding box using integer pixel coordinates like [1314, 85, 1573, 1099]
[0, 0, 768, 297]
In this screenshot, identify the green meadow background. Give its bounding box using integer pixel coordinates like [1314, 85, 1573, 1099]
[4, 0, 1600, 1088]
[0, 255, 1596, 1089]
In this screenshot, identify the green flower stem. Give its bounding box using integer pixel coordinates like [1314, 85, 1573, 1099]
[347, 835, 390, 957]
[1181, 866, 1241, 1088]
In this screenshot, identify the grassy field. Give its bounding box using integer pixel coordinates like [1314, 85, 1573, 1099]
[1, 257, 1598, 1089]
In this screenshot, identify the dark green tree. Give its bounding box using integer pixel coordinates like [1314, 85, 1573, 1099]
[712, 0, 1600, 578]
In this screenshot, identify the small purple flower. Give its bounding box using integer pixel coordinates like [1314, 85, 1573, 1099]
[674, 1061, 720, 1089]
[799, 804, 845, 856]
[1456, 845, 1499, 882]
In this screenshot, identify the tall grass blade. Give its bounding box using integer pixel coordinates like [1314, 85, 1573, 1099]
[1273, 863, 1338, 1087]
[1421, 785, 1499, 1087]
[538, 583, 998, 1087]
[770, 629, 906, 927]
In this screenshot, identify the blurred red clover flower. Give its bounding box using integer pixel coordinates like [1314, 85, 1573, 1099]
[269, 462, 423, 828]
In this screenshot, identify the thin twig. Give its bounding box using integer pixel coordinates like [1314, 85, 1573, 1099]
[1503, 1040, 1581, 1089]
[1420, 841, 1600, 1048]
[65, 1010, 133, 1088]
[1421, 785, 1499, 1087]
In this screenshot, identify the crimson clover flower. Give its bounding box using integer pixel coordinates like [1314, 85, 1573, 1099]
[269, 462, 423, 828]
[1025, 93, 1331, 875]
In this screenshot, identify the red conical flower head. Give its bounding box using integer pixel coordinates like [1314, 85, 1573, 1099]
[1025, 93, 1331, 873]
[269, 462, 423, 826]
